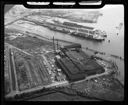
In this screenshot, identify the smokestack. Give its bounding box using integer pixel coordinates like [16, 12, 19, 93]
[57, 39, 59, 50]
[53, 36, 56, 53]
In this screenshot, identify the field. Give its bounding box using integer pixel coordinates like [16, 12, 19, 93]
[13, 49, 52, 91]
[71, 75, 124, 101]
[4, 45, 11, 95]
[28, 91, 97, 101]
[6, 35, 53, 50]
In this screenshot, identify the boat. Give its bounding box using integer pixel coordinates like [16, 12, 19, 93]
[23, 16, 107, 41]
[36, 20, 106, 41]
[55, 21, 106, 41]
[70, 28, 105, 41]
[95, 30, 107, 37]
[23, 16, 106, 41]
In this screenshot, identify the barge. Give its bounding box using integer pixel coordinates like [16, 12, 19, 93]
[22, 17, 107, 41]
[45, 20, 106, 41]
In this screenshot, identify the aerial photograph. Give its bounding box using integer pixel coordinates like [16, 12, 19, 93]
[4, 4, 124, 101]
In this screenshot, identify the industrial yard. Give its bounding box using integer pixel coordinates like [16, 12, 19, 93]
[4, 28, 124, 101]
[4, 5, 124, 101]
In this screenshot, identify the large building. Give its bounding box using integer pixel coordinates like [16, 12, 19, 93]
[55, 44, 105, 82]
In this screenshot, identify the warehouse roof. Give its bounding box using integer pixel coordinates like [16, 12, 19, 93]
[63, 43, 81, 49]
[55, 48, 105, 82]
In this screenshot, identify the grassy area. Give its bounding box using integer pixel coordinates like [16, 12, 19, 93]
[13, 49, 52, 91]
[4, 46, 11, 95]
[5, 35, 53, 50]
[28, 91, 97, 101]
[71, 75, 124, 101]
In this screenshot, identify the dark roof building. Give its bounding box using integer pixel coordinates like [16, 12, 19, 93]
[55, 57, 86, 82]
[55, 45, 105, 82]
[63, 43, 81, 49]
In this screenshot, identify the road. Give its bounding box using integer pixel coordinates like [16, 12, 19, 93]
[10, 48, 19, 92]
[5, 46, 19, 98]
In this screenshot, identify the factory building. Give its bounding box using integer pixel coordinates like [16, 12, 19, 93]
[55, 44, 105, 82]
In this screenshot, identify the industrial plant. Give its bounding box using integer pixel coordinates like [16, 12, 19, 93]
[4, 5, 124, 101]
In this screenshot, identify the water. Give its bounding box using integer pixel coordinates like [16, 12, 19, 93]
[6, 5, 124, 84]
[31, 5, 124, 84]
